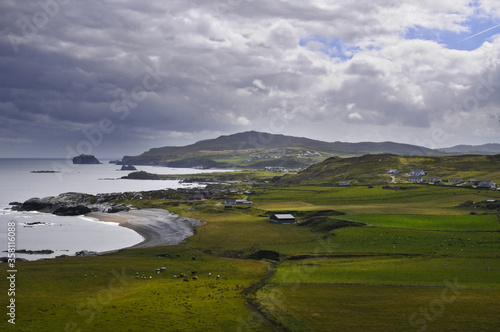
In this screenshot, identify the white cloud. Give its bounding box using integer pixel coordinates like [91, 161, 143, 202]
[0, 0, 499, 157]
[348, 112, 363, 121]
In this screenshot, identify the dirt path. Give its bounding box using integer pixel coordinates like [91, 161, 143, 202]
[242, 260, 287, 331]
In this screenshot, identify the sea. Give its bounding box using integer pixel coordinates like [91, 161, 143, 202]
[0, 158, 224, 261]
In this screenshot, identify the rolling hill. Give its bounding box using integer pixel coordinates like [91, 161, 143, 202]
[439, 143, 500, 154]
[121, 131, 445, 169]
[274, 154, 500, 186]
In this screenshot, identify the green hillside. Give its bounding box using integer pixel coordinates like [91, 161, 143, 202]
[121, 131, 444, 169]
[276, 154, 500, 185]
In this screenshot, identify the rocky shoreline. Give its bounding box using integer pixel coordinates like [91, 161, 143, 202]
[10, 192, 131, 216]
[6, 188, 219, 257]
[9, 185, 235, 216]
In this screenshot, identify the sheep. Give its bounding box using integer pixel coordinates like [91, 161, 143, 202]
[216, 275, 220, 280]
[192, 276, 198, 280]
[173, 275, 177, 279]
[208, 273, 212, 277]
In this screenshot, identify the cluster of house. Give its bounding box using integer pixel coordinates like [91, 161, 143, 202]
[387, 169, 497, 189]
[185, 187, 249, 201]
[296, 150, 321, 157]
[264, 166, 301, 173]
[224, 199, 253, 208]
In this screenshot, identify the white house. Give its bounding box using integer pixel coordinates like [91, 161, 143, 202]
[410, 169, 425, 176]
[478, 180, 496, 189]
[408, 176, 424, 183]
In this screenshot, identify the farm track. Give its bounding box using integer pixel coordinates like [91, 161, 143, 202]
[242, 260, 287, 331]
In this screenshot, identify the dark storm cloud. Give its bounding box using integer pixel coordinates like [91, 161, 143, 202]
[0, 0, 499, 157]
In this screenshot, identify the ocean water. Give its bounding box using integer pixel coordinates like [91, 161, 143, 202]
[0, 159, 224, 260]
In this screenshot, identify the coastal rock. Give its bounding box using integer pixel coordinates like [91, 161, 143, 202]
[105, 205, 130, 213]
[0, 257, 27, 262]
[15, 192, 129, 216]
[120, 165, 137, 171]
[53, 205, 92, 216]
[75, 250, 98, 257]
[15, 249, 54, 255]
[30, 170, 61, 173]
[122, 171, 161, 180]
[73, 154, 101, 164]
[20, 197, 55, 212]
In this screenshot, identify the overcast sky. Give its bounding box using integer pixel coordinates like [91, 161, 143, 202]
[1, 0, 500, 158]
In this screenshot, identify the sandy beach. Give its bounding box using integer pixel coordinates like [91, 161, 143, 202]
[88, 208, 205, 249]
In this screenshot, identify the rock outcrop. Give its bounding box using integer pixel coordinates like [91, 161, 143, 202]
[120, 165, 137, 171]
[73, 154, 101, 164]
[12, 192, 130, 216]
[122, 171, 161, 180]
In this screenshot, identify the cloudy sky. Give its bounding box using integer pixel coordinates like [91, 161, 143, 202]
[1, 0, 500, 158]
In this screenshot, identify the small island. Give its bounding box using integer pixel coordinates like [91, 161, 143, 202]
[120, 165, 137, 171]
[72, 154, 101, 164]
[30, 170, 62, 174]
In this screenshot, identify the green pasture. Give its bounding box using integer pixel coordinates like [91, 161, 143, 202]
[254, 185, 500, 211]
[4, 177, 500, 331]
[257, 284, 500, 332]
[329, 227, 500, 256]
[0, 246, 272, 332]
[273, 256, 499, 289]
[341, 214, 500, 231]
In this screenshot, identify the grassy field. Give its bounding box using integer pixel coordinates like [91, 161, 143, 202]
[1, 246, 273, 332]
[2, 179, 499, 331]
[340, 214, 500, 231]
[257, 284, 500, 331]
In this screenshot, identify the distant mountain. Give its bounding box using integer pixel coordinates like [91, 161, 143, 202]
[121, 131, 446, 169]
[439, 143, 500, 155]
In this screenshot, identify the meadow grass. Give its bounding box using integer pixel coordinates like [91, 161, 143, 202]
[257, 284, 500, 332]
[3, 182, 499, 331]
[340, 214, 500, 231]
[255, 185, 500, 209]
[273, 256, 499, 289]
[0, 246, 273, 332]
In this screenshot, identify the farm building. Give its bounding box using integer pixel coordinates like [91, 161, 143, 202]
[225, 199, 253, 208]
[187, 194, 205, 201]
[410, 169, 425, 176]
[268, 214, 297, 224]
[224, 200, 236, 208]
[339, 181, 351, 186]
[387, 169, 399, 175]
[427, 177, 442, 183]
[448, 178, 463, 184]
[478, 180, 496, 189]
[408, 176, 424, 183]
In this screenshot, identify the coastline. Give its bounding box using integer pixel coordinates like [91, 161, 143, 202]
[88, 208, 205, 249]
